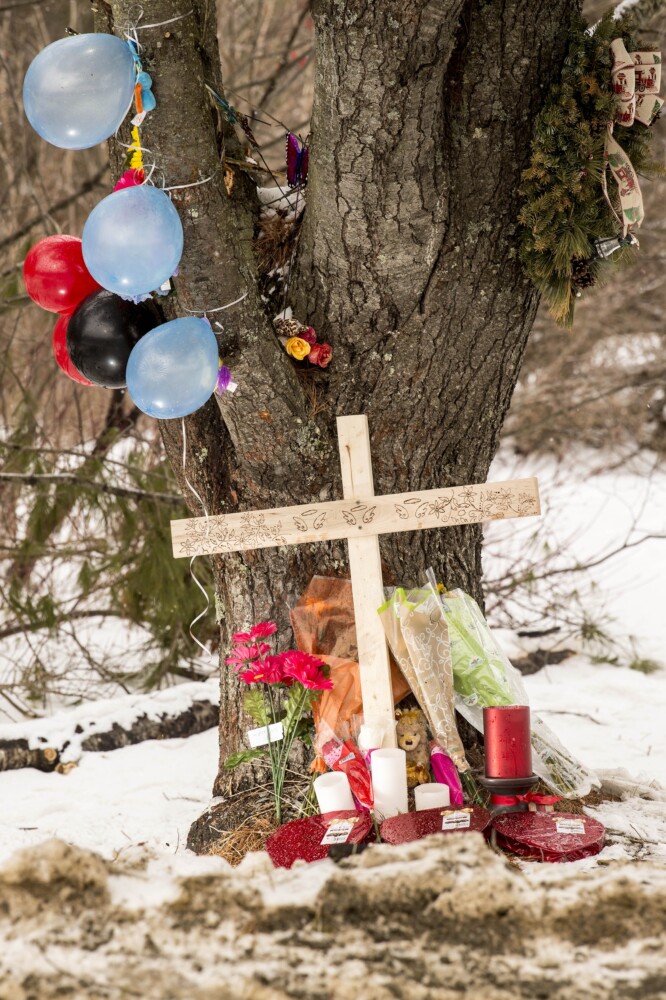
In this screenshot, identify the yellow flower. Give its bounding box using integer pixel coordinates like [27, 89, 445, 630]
[129, 126, 143, 171]
[285, 336, 311, 361]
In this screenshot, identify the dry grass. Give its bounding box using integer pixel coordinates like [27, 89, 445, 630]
[204, 812, 279, 866]
[255, 209, 301, 274]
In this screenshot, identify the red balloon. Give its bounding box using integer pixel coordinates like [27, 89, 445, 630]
[24, 235, 100, 314]
[52, 314, 93, 386]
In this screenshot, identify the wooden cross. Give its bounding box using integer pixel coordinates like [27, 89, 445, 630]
[171, 415, 540, 749]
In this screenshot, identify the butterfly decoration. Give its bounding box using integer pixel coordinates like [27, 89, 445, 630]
[286, 133, 310, 188]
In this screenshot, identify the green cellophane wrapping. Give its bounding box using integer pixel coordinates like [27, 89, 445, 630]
[440, 589, 598, 799]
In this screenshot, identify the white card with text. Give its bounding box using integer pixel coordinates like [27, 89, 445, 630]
[555, 818, 585, 835]
[247, 721, 284, 748]
[321, 821, 354, 846]
[441, 810, 472, 830]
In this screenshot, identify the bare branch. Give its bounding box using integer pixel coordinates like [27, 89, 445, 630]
[0, 471, 182, 505]
[0, 164, 108, 252]
[0, 609, 126, 642]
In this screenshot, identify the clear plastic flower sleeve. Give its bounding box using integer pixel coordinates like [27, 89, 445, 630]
[378, 587, 470, 774]
[439, 588, 598, 798]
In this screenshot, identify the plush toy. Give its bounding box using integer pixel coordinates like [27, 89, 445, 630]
[395, 707, 430, 787]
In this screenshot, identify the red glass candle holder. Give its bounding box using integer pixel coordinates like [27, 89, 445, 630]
[483, 705, 532, 779]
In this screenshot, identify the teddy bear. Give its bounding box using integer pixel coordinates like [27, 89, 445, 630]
[395, 707, 430, 787]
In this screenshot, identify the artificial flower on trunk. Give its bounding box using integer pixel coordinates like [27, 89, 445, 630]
[307, 342, 333, 368]
[284, 335, 311, 360]
[224, 622, 332, 823]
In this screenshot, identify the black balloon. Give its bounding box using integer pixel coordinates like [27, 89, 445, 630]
[67, 290, 159, 388]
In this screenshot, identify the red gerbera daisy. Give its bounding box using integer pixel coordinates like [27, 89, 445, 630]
[225, 642, 271, 667]
[282, 651, 333, 690]
[239, 655, 290, 685]
[231, 621, 278, 644]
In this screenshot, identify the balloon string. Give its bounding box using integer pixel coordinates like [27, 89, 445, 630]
[112, 128, 218, 195]
[121, 6, 194, 43]
[138, 10, 194, 30]
[183, 291, 248, 315]
[181, 418, 213, 660]
[162, 169, 220, 192]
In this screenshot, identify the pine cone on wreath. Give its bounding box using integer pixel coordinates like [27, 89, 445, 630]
[570, 256, 596, 294]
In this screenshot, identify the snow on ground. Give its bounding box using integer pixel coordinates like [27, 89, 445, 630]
[0, 678, 218, 761]
[525, 659, 666, 780]
[0, 452, 664, 876]
[487, 448, 666, 664]
[0, 729, 219, 866]
[0, 658, 662, 872]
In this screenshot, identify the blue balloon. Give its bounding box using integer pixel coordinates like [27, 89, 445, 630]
[126, 317, 220, 419]
[82, 186, 184, 298]
[23, 34, 135, 150]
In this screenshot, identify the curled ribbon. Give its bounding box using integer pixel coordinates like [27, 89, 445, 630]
[127, 39, 156, 127]
[181, 417, 213, 660]
[603, 39, 664, 236]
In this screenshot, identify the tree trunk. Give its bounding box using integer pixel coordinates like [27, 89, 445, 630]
[97, 0, 579, 824]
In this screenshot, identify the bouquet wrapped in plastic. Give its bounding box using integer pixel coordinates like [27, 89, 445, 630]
[437, 586, 598, 799]
[290, 576, 410, 751]
[378, 587, 478, 800]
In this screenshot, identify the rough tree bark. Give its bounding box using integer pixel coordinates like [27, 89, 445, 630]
[96, 0, 579, 834]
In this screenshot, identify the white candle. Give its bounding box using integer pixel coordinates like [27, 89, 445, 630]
[371, 748, 408, 819]
[314, 771, 355, 814]
[414, 782, 451, 811]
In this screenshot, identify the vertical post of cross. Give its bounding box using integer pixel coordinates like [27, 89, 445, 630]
[337, 415, 397, 749]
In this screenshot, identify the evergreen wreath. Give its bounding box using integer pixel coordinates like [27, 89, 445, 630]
[518, 11, 663, 327]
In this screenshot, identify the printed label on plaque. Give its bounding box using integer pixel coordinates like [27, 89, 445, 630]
[321, 820, 355, 845]
[555, 818, 586, 835]
[247, 721, 284, 748]
[441, 809, 472, 830]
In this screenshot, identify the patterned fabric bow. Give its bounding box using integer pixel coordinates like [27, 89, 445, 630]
[604, 39, 664, 235]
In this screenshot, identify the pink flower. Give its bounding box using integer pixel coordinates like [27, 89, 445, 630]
[225, 642, 271, 666]
[300, 326, 317, 345]
[231, 621, 277, 644]
[239, 655, 291, 685]
[308, 342, 333, 368]
[282, 651, 333, 690]
[239, 666, 265, 684]
[113, 168, 145, 192]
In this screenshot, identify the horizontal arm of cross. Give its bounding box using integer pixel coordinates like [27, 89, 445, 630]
[170, 478, 540, 558]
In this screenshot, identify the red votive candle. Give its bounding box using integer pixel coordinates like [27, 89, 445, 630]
[483, 706, 532, 779]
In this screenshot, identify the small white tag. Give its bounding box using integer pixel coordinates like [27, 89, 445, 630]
[247, 721, 283, 748]
[131, 111, 148, 127]
[441, 809, 472, 830]
[159, 279, 171, 293]
[555, 818, 586, 835]
[228, 381, 238, 393]
[321, 820, 354, 845]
